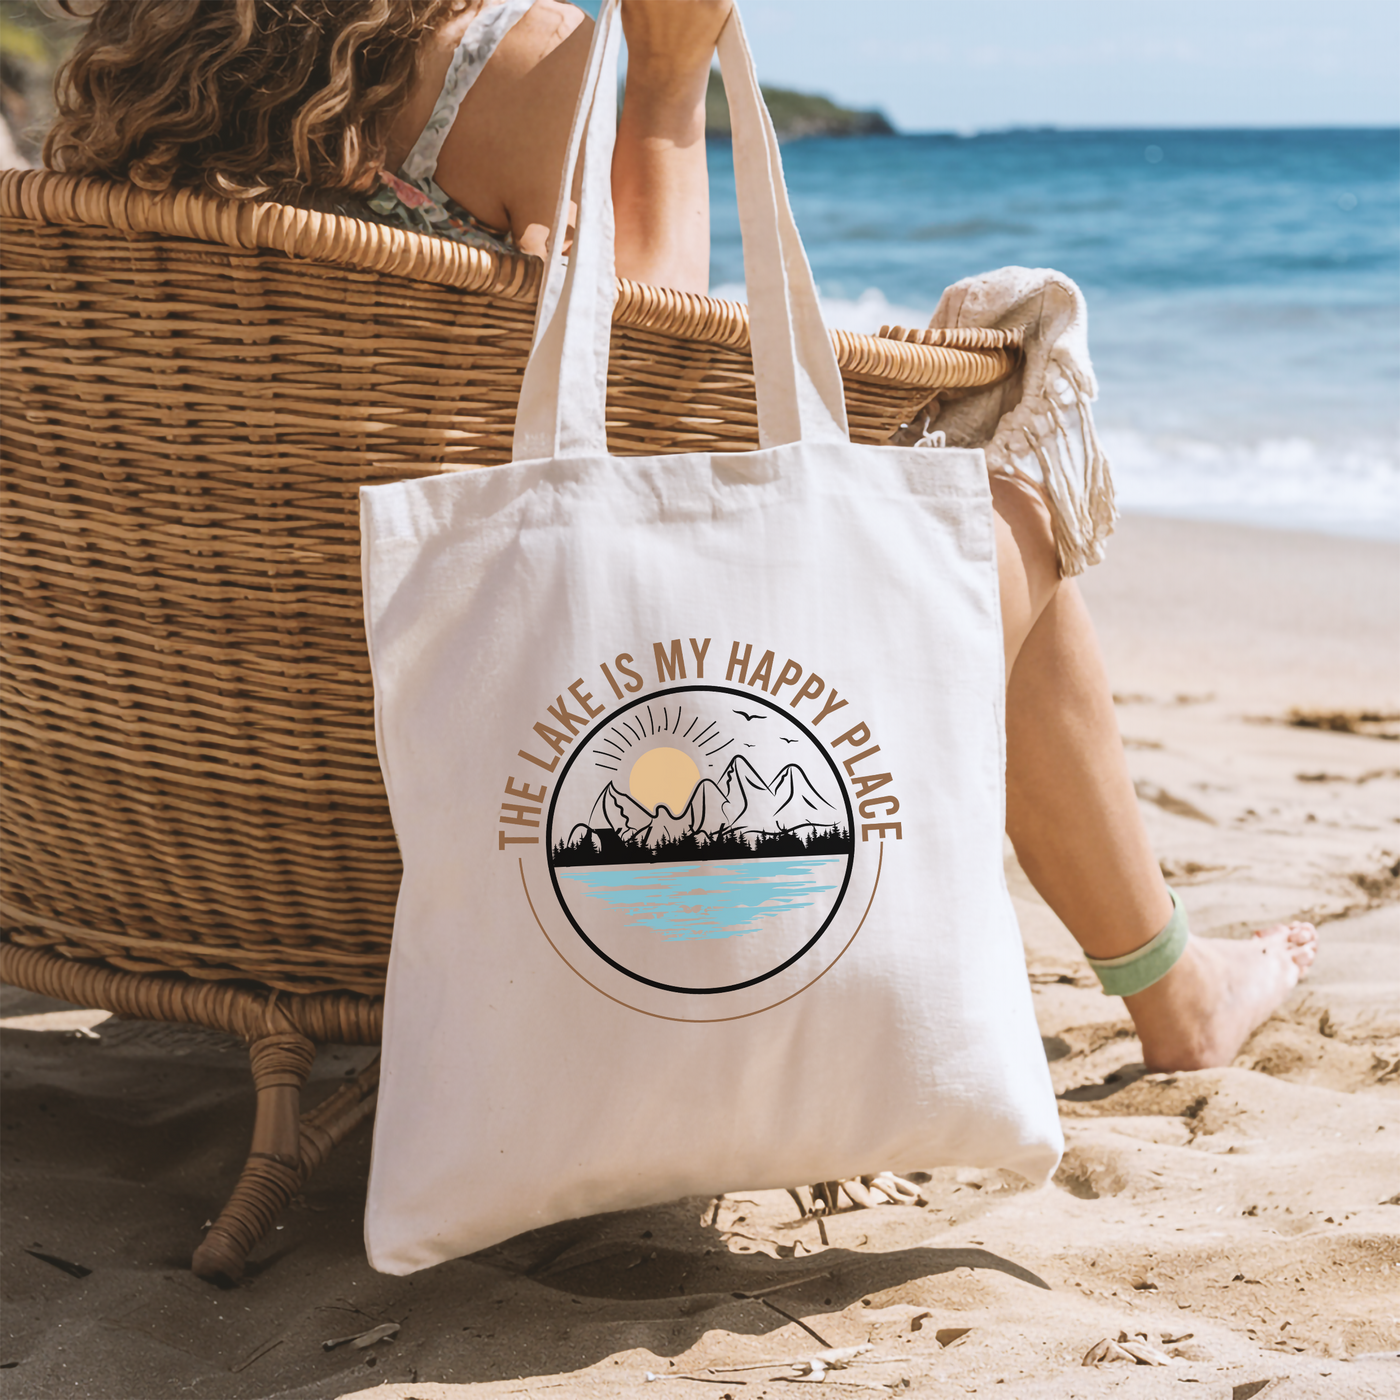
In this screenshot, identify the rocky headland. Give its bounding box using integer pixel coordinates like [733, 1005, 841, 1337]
[705, 70, 895, 140]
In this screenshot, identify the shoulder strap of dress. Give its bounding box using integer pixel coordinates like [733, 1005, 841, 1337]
[398, 0, 537, 185]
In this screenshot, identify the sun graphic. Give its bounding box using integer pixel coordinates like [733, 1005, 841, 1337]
[590, 702, 732, 800]
[628, 746, 700, 816]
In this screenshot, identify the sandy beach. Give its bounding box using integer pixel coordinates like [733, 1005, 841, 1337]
[2, 513, 1397, 1400]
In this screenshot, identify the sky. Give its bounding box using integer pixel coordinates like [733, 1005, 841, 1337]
[608, 0, 1400, 132]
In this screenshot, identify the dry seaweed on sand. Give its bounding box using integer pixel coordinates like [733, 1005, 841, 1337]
[321, 1321, 399, 1351]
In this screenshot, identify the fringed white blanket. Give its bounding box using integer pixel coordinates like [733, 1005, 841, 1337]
[900, 267, 1116, 577]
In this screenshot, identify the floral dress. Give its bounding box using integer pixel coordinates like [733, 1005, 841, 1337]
[353, 0, 538, 254]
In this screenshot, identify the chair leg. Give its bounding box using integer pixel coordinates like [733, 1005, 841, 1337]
[297, 1054, 381, 1181]
[192, 1036, 382, 1283]
[192, 1030, 316, 1282]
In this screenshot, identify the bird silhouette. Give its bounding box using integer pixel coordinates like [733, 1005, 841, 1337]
[780, 736, 798, 744]
[743, 742, 756, 748]
[733, 709, 765, 721]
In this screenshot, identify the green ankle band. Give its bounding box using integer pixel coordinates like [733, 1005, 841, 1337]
[1086, 887, 1190, 998]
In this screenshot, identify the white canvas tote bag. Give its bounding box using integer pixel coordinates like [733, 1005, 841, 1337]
[360, 0, 1061, 1276]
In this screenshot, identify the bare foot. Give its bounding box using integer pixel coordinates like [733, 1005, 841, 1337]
[1125, 922, 1317, 1072]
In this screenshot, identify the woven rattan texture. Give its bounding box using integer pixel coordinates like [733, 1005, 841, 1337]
[0, 943, 383, 1044]
[0, 169, 1020, 996]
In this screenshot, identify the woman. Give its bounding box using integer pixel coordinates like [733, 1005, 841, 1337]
[45, 0, 1315, 1080]
[45, 0, 725, 288]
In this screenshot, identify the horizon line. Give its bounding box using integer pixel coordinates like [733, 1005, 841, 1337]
[790, 122, 1400, 138]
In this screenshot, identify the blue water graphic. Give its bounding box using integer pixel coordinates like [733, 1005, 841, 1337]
[555, 856, 845, 941]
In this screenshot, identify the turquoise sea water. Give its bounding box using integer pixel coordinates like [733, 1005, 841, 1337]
[555, 855, 846, 940]
[708, 129, 1400, 538]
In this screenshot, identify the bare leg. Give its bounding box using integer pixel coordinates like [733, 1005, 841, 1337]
[803, 479, 1317, 1215]
[993, 476, 1316, 1071]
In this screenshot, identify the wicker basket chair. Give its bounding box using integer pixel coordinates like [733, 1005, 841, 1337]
[0, 165, 1022, 1281]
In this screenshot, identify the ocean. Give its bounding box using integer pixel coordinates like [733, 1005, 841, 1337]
[707, 128, 1400, 539]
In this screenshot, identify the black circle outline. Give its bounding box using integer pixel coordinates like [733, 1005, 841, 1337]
[545, 684, 855, 994]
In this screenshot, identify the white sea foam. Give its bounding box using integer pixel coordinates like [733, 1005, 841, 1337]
[711, 283, 935, 336]
[1100, 429, 1400, 541]
[708, 282, 1399, 540]
[814, 287, 937, 335]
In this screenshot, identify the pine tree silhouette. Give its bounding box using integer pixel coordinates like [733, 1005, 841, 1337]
[552, 818, 853, 868]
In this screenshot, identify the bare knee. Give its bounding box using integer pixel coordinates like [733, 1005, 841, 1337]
[993, 474, 1060, 670]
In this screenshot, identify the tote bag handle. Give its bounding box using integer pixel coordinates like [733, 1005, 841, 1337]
[512, 0, 849, 462]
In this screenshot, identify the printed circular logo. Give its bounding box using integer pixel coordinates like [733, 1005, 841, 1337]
[546, 686, 855, 995]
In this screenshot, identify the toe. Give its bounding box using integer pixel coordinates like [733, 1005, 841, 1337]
[1253, 920, 1317, 945]
[1287, 924, 1318, 964]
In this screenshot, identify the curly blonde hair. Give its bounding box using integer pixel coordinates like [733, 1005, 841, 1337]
[44, 0, 473, 200]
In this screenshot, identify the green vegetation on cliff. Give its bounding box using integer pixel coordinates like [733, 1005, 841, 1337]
[705, 71, 894, 141]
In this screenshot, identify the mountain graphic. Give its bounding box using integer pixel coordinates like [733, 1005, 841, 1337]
[554, 757, 851, 867]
